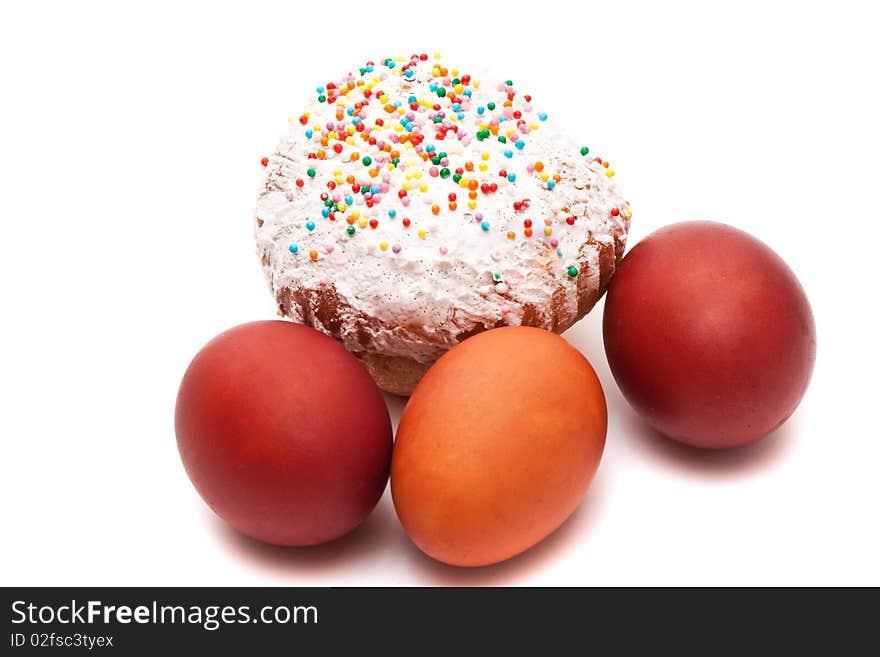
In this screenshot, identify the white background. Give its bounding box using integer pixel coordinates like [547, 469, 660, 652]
[2, 1, 878, 586]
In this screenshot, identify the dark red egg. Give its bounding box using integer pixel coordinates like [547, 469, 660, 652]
[175, 321, 392, 545]
[603, 222, 816, 449]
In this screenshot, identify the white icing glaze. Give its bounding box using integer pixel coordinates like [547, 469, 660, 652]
[255, 54, 630, 362]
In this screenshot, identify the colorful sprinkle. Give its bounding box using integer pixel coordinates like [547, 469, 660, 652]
[264, 54, 628, 297]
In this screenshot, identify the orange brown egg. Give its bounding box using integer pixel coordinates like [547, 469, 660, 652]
[391, 327, 607, 567]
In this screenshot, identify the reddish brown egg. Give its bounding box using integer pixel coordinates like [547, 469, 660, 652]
[175, 321, 392, 545]
[603, 222, 816, 449]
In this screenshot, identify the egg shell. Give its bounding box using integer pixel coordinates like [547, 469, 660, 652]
[175, 321, 392, 546]
[603, 221, 816, 449]
[391, 327, 607, 567]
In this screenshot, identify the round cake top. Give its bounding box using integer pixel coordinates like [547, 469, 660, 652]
[256, 53, 631, 362]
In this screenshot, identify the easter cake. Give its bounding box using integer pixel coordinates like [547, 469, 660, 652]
[255, 53, 631, 395]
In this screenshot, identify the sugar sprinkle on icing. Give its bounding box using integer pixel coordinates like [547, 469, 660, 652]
[256, 54, 631, 361]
